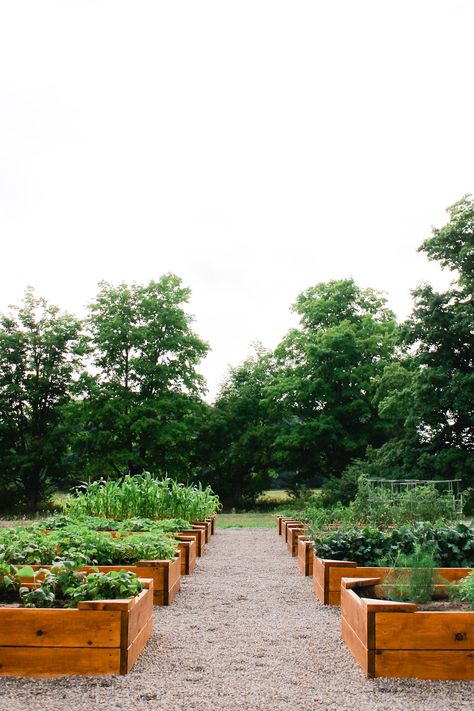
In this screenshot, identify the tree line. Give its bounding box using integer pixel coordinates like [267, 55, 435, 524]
[0, 196, 473, 511]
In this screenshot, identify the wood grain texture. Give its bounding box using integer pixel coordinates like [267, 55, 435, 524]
[375, 650, 474, 680]
[177, 536, 197, 575]
[179, 529, 205, 557]
[320, 559, 472, 606]
[284, 522, 303, 544]
[192, 521, 211, 542]
[0, 609, 120, 647]
[297, 539, 314, 576]
[341, 616, 369, 677]
[287, 527, 305, 556]
[376, 611, 474, 650]
[125, 616, 153, 674]
[0, 647, 121, 677]
[341, 576, 474, 680]
[0, 582, 153, 677]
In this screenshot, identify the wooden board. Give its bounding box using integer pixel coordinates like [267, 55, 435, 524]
[375, 650, 474, 680]
[0, 609, 120, 648]
[341, 576, 474, 681]
[280, 519, 299, 540]
[284, 522, 304, 544]
[177, 536, 197, 575]
[287, 527, 305, 556]
[179, 529, 205, 557]
[192, 520, 211, 542]
[0, 647, 121, 677]
[297, 539, 314, 576]
[0, 582, 153, 677]
[319, 558, 472, 606]
[341, 616, 369, 677]
[376, 611, 474, 650]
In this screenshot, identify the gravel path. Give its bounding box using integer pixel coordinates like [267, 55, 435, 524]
[0, 528, 473, 710]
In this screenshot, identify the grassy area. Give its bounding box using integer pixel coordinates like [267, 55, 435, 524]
[216, 513, 277, 528]
[256, 489, 293, 503]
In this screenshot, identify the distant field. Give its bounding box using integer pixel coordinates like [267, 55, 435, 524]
[256, 490, 292, 503]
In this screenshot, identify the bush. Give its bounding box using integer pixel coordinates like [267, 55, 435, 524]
[0, 526, 179, 566]
[311, 521, 474, 568]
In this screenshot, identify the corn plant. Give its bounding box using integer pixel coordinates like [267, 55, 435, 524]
[64, 473, 221, 521]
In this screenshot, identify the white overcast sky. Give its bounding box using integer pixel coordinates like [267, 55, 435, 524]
[1, 1, 473, 399]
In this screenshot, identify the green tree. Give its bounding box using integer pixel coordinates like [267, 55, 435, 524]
[268, 279, 399, 487]
[351, 196, 474, 498]
[77, 275, 209, 477]
[0, 288, 85, 510]
[402, 195, 474, 482]
[195, 346, 277, 508]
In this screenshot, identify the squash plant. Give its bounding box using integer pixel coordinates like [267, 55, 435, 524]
[311, 522, 474, 568]
[0, 561, 144, 609]
[0, 527, 179, 566]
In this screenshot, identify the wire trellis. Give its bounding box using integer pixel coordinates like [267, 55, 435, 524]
[366, 478, 463, 516]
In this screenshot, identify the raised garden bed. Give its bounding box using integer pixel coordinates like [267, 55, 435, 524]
[341, 576, 474, 680]
[0, 579, 153, 677]
[284, 522, 304, 545]
[297, 539, 314, 576]
[176, 536, 197, 575]
[106, 530, 196, 576]
[180, 527, 206, 556]
[192, 520, 212, 543]
[27, 555, 181, 606]
[278, 518, 302, 539]
[313, 554, 471, 606]
[287, 526, 306, 556]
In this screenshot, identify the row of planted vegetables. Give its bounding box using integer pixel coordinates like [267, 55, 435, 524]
[0, 474, 221, 677]
[278, 485, 474, 682]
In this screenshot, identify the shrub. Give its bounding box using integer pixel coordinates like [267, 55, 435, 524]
[0, 527, 178, 566]
[311, 521, 474, 568]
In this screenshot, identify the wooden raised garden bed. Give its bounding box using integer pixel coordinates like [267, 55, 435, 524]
[192, 520, 212, 543]
[0, 579, 153, 677]
[287, 526, 306, 556]
[284, 522, 304, 545]
[29, 555, 181, 607]
[341, 576, 474, 680]
[109, 531, 196, 576]
[297, 539, 314, 576]
[180, 527, 206, 556]
[279, 518, 302, 539]
[313, 554, 471, 606]
[176, 535, 197, 575]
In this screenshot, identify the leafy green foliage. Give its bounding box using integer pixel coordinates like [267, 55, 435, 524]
[311, 522, 474, 568]
[39, 514, 192, 533]
[267, 280, 399, 490]
[360, 197, 474, 491]
[6, 562, 144, 609]
[64, 569, 144, 607]
[350, 481, 457, 527]
[0, 526, 178, 566]
[458, 570, 474, 609]
[380, 543, 443, 604]
[76, 277, 209, 478]
[64, 473, 220, 521]
[0, 288, 85, 511]
[195, 346, 278, 508]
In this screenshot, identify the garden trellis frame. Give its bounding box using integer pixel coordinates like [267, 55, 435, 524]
[366, 478, 463, 516]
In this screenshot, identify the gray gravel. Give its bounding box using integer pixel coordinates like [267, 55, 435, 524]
[0, 527, 473, 711]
